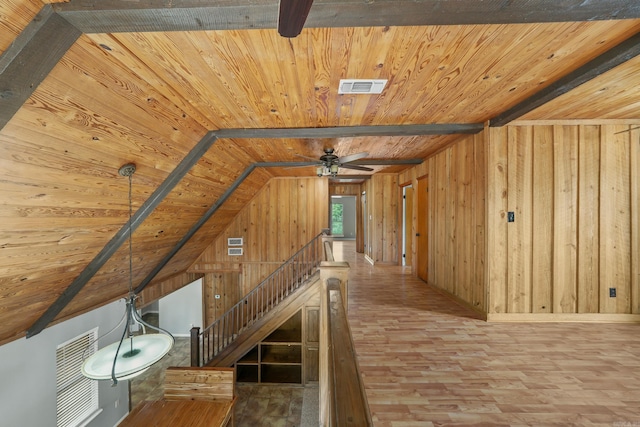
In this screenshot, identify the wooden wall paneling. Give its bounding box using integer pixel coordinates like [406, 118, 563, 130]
[278, 178, 291, 260]
[599, 126, 632, 313]
[507, 126, 533, 313]
[487, 126, 509, 314]
[458, 138, 471, 302]
[473, 132, 487, 311]
[553, 126, 578, 313]
[577, 125, 601, 313]
[632, 127, 640, 314]
[386, 175, 399, 264]
[427, 160, 437, 286]
[531, 126, 554, 313]
[434, 152, 447, 290]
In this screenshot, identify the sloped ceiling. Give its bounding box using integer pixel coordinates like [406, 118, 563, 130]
[1, 0, 640, 345]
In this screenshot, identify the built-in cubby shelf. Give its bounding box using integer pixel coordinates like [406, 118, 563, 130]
[234, 310, 306, 385]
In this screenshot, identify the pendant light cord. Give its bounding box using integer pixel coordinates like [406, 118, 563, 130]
[128, 170, 133, 296]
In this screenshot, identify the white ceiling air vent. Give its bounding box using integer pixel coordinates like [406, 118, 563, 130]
[228, 247, 243, 256]
[339, 79, 388, 94]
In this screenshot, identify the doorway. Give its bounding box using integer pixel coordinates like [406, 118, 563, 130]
[402, 185, 414, 267]
[331, 195, 356, 239]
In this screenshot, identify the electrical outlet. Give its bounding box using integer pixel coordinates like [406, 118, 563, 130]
[507, 211, 515, 222]
[115, 399, 119, 408]
[609, 288, 616, 298]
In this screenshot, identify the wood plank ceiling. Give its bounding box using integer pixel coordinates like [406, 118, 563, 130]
[1, 0, 640, 345]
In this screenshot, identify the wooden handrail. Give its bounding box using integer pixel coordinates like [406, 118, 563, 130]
[192, 231, 326, 366]
[325, 279, 372, 426]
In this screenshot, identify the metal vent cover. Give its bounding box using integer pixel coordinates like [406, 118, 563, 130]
[339, 79, 387, 94]
[227, 237, 243, 246]
[228, 247, 243, 256]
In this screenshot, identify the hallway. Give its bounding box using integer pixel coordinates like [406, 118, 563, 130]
[337, 241, 640, 426]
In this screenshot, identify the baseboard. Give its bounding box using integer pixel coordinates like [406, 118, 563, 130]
[487, 313, 640, 323]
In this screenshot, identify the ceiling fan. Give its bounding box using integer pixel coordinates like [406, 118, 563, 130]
[298, 148, 374, 177]
[278, 0, 314, 38]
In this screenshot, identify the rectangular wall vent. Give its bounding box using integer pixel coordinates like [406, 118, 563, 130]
[339, 79, 387, 94]
[228, 247, 243, 256]
[227, 237, 243, 246]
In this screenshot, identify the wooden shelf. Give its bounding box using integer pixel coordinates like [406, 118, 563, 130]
[261, 344, 302, 365]
[261, 364, 301, 384]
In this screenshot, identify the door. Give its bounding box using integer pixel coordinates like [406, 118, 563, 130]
[403, 186, 414, 267]
[416, 177, 428, 282]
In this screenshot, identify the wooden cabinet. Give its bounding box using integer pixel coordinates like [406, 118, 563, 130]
[304, 307, 320, 383]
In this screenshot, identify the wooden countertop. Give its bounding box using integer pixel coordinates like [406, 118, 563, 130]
[119, 398, 235, 426]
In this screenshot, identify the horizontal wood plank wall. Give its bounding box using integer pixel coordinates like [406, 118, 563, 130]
[362, 175, 399, 264]
[330, 183, 363, 253]
[190, 177, 328, 324]
[398, 133, 487, 313]
[487, 124, 640, 317]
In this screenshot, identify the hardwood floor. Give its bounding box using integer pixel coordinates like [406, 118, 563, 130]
[336, 241, 640, 426]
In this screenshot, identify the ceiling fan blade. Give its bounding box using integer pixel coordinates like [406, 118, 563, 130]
[278, 0, 314, 38]
[339, 164, 374, 172]
[337, 151, 369, 164]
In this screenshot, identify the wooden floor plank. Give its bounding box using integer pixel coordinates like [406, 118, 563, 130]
[336, 241, 640, 426]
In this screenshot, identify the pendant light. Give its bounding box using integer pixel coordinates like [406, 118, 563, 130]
[82, 163, 174, 385]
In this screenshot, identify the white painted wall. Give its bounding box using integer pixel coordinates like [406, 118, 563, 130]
[159, 278, 203, 337]
[0, 300, 129, 427]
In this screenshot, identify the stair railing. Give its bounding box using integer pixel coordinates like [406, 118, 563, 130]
[192, 231, 327, 367]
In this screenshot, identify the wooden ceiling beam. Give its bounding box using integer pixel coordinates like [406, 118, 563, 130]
[0, 5, 80, 130]
[53, 0, 640, 34]
[215, 124, 483, 139]
[491, 30, 640, 127]
[27, 132, 219, 338]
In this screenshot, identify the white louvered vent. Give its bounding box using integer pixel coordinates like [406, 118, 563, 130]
[338, 79, 387, 94]
[228, 247, 243, 256]
[227, 237, 243, 246]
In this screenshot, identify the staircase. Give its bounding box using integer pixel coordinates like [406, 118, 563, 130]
[191, 232, 327, 368]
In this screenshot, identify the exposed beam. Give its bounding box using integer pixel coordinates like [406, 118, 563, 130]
[0, 5, 80, 130]
[27, 133, 219, 337]
[215, 124, 483, 140]
[54, 0, 640, 33]
[278, 0, 315, 38]
[135, 164, 256, 293]
[491, 30, 640, 127]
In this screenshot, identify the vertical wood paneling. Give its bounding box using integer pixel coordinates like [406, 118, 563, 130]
[577, 125, 600, 313]
[488, 123, 638, 316]
[365, 175, 399, 264]
[632, 127, 640, 314]
[473, 133, 487, 311]
[191, 177, 329, 319]
[531, 126, 554, 312]
[600, 126, 631, 314]
[553, 126, 578, 313]
[507, 126, 533, 313]
[401, 133, 487, 312]
[488, 126, 509, 314]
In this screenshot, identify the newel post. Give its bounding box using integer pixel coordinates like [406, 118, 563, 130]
[319, 261, 350, 426]
[190, 326, 200, 367]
